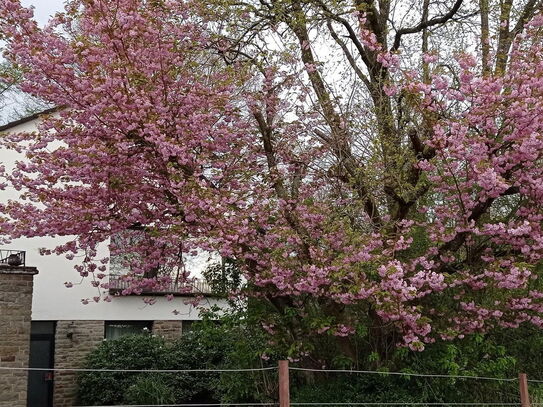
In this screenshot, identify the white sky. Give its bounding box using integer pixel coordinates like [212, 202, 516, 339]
[21, 0, 65, 26]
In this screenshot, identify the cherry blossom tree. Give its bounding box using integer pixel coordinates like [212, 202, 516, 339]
[2, 0, 543, 359]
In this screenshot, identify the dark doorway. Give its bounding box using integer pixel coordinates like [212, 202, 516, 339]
[27, 321, 55, 407]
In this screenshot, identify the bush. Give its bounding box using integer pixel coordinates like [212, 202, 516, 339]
[77, 332, 225, 405]
[77, 313, 543, 406]
[183, 307, 543, 406]
[124, 376, 175, 405]
[77, 335, 167, 406]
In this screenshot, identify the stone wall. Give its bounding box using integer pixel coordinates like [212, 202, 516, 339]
[153, 320, 183, 340]
[53, 320, 104, 407]
[0, 265, 38, 407]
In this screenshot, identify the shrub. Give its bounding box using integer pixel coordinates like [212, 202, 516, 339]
[77, 313, 543, 406]
[77, 332, 224, 405]
[124, 376, 175, 405]
[77, 335, 167, 406]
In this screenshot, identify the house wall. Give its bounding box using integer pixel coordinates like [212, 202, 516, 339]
[153, 320, 184, 340]
[53, 320, 104, 407]
[0, 265, 38, 407]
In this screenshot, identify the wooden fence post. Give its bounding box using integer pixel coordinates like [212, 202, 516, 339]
[279, 360, 290, 407]
[519, 373, 531, 407]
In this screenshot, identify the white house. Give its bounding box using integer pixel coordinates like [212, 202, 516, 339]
[0, 110, 229, 406]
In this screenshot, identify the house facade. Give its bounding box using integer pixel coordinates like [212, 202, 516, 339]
[0, 113, 228, 406]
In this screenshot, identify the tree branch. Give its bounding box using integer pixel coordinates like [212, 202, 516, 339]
[326, 20, 371, 89]
[392, 0, 464, 51]
[437, 185, 520, 260]
[495, 0, 541, 74]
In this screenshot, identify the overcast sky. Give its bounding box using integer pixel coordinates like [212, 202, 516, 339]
[21, 0, 65, 26]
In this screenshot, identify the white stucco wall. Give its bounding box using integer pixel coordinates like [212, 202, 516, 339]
[1, 115, 227, 321]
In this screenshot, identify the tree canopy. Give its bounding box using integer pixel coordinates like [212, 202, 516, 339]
[2, 0, 543, 358]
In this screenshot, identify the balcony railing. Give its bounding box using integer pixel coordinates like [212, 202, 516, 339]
[0, 249, 26, 267]
[108, 274, 213, 296]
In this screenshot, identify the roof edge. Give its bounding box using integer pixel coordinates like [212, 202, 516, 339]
[0, 106, 60, 132]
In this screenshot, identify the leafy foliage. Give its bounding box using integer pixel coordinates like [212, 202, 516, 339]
[124, 376, 175, 405]
[202, 257, 243, 295]
[76, 309, 543, 405]
[77, 335, 166, 405]
[77, 333, 224, 405]
[191, 306, 543, 405]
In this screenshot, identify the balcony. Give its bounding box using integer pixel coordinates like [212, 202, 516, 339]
[0, 249, 26, 267]
[108, 274, 213, 296]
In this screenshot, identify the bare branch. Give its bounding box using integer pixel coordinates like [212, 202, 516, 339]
[495, 0, 514, 75]
[392, 0, 464, 51]
[326, 20, 371, 89]
[495, 0, 541, 74]
[479, 0, 490, 76]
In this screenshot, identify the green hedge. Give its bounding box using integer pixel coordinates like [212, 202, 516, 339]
[77, 332, 224, 406]
[77, 315, 543, 406]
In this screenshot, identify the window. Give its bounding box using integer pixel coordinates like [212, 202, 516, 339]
[104, 321, 152, 340]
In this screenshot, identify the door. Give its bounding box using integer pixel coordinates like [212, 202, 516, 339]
[27, 321, 55, 407]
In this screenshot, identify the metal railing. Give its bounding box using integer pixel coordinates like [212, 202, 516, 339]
[108, 274, 213, 295]
[0, 249, 26, 267]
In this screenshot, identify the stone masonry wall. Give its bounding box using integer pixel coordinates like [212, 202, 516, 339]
[53, 320, 104, 407]
[153, 320, 183, 340]
[0, 265, 38, 407]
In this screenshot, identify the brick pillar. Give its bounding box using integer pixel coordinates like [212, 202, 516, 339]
[153, 320, 183, 340]
[0, 264, 38, 407]
[53, 320, 104, 406]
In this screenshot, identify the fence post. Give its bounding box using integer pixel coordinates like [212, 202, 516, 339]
[279, 360, 290, 407]
[519, 373, 531, 407]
